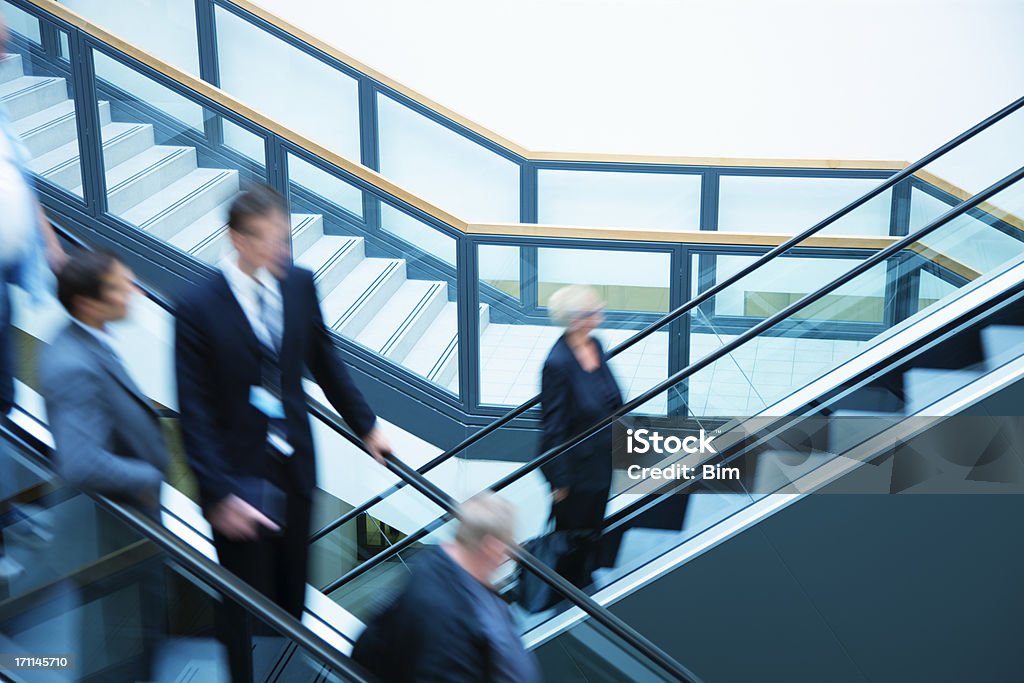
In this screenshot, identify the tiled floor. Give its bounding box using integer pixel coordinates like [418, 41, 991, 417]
[468, 324, 870, 417]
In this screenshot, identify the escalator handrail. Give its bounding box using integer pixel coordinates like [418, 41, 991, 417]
[0, 420, 372, 683]
[308, 93, 1024, 544]
[43, 221, 701, 682]
[318, 163, 1024, 597]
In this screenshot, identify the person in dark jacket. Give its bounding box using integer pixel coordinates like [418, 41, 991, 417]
[539, 285, 623, 588]
[353, 492, 540, 683]
[174, 185, 391, 682]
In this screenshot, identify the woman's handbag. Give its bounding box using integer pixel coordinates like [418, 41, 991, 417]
[514, 512, 578, 613]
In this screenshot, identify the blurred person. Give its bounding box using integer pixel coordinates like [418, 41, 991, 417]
[174, 184, 391, 682]
[0, 13, 66, 420]
[38, 249, 168, 681]
[39, 250, 168, 513]
[353, 492, 540, 683]
[539, 285, 623, 588]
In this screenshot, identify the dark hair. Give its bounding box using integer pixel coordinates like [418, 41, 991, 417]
[56, 250, 118, 315]
[228, 184, 286, 235]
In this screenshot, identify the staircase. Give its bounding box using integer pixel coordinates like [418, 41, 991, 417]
[1, 51, 486, 390]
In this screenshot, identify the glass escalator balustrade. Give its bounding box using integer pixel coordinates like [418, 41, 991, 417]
[0, 429, 366, 683]
[317, 171, 1024, 647]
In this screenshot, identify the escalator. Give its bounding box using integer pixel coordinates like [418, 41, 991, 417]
[3, 221, 698, 682]
[0, 419, 373, 682]
[3, 1, 1024, 680]
[310, 155, 1024, 679]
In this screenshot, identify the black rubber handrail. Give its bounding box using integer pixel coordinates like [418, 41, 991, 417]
[0, 419, 372, 683]
[44, 220, 700, 682]
[317, 163, 1024, 598]
[308, 93, 1024, 544]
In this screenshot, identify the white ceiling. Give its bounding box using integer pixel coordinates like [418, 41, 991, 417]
[257, 0, 1024, 161]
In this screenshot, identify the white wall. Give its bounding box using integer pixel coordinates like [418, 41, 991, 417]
[254, 0, 1024, 162]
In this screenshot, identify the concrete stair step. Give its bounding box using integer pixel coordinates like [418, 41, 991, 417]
[122, 167, 239, 239]
[25, 120, 153, 190]
[321, 258, 405, 338]
[357, 279, 448, 361]
[404, 302, 490, 387]
[9, 99, 111, 158]
[0, 53, 24, 84]
[295, 234, 365, 295]
[0, 75, 67, 120]
[167, 199, 234, 264]
[290, 213, 324, 255]
[101, 144, 197, 214]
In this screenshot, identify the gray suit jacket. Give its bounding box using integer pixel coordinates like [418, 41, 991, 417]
[39, 322, 169, 510]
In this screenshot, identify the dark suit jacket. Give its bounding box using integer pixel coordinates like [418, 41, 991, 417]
[39, 323, 168, 511]
[174, 266, 376, 508]
[539, 335, 624, 493]
[354, 547, 507, 683]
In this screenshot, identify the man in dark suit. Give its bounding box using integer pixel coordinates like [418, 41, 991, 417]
[40, 250, 168, 512]
[174, 185, 390, 681]
[353, 492, 540, 683]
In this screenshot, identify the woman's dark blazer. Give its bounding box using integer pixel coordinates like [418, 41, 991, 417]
[538, 335, 624, 494]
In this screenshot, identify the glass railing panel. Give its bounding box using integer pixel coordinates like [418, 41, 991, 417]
[2, 33, 86, 198]
[376, 91, 521, 223]
[91, 48, 272, 266]
[537, 168, 703, 231]
[284, 147, 463, 395]
[213, 4, 362, 163]
[0, 1, 39, 44]
[310, 483, 447, 597]
[718, 175, 894, 236]
[0, 435, 367, 682]
[60, 0, 201, 75]
[918, 102, 1024, 197]
[520, 568, 689, 682]
[478, 244, 672, 407]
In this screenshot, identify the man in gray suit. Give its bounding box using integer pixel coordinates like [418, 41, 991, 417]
[39, 250, 168, 513]
[38, 250, 169, 680]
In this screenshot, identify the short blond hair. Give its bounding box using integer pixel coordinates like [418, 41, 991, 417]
[454, 492, 516, 550]
[547, 285, 604, 328]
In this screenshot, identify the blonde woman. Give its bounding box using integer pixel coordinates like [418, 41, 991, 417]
[539, 285, 623, 588]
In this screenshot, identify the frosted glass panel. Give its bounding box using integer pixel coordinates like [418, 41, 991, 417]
[918, 270, 958, 309]
[923, 105, 1024, 197]
[909, 186, 955, 231]
[710, 254, 885, 322]
[381, 204, 456, 266]
[479, 244, 520, 300]
[377, 93, 520, 223]
[538, 247, 671, 312]
[288, 152, 364, 219]
[93, 51, 204, 130]
[61, 0, 199, 74]
[538, 169, 701, 231]
[0, 1, 40, 43]
[215, 6, 360, 162]
[718, 176, 892, 235]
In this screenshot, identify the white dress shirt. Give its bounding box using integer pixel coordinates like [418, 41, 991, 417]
[221, 252, 283, 350]
[0, 126, 38, 266]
